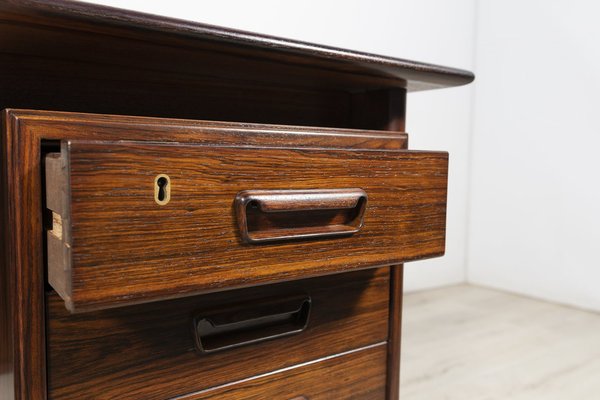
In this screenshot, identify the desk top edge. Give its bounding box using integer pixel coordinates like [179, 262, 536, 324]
[0, 0, 474, 91]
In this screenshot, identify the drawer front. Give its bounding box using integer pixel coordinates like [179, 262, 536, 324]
[46, 139, 447, 311]
[184, 344, 388, 400]
[47, 268, 389, 399]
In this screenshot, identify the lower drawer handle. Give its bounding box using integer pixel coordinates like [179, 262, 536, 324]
[194, 295, 311, 354]
[235, 188, 367, 243]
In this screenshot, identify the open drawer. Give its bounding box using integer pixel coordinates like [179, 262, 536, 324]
[45, 121, 448, 312]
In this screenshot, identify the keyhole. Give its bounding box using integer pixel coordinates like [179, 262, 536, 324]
[157, 178, 167, 201]
[154, 174, 171, 205]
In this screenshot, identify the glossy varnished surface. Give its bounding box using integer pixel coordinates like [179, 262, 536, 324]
[185, 344, 388, 400]
[47, 269, 389, 399]
[46, 134, 447, 311]
[0, 108, 402, 398]
[0, 1, 471, 129]
[1, 111, 48, 399]
[0, 1, 472, 395]
[0, 0, 473, 90]
[0, 107, 410, 398]
[0, 108, 410, 399]
[387, 266, 404, 400]
[234, 188, 368, 243]
[0, 113, 15, 399]
[0, 105, 413, 398]
[12, 109, 409, 149]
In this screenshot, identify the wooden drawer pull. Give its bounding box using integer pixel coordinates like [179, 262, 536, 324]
[235, 188, 367, 243]
[194, 295, 311, 354]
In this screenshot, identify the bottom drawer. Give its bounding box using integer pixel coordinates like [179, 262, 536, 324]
[46, 268, 389, 399]
[186, 344, 388, 399]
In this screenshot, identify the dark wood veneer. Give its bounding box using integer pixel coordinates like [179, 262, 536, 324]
[2, 108, 410, 399]
[387, 266, 405, 400]
[0, 2, 473, 398]
[0, 1, 472, 128]
[0, 111, 15, 400]
[184, 344, 388, 400]
[0, 0, 473, 90]
[46, 268, 389, 399]
[40, 122, 446, 311]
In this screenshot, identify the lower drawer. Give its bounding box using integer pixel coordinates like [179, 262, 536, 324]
[185, 344, 388, 400]
[46, 268, 389, 399]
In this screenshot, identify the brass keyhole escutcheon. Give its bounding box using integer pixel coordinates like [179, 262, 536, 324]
[154, 174, 171, 205]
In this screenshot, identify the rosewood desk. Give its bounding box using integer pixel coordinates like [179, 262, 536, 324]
[0, 1, 474, 399]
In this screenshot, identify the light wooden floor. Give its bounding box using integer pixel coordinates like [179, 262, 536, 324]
[400, 284, 600, 400]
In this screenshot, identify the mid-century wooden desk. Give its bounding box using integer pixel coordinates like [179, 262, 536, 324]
[0, 1, 474, 398]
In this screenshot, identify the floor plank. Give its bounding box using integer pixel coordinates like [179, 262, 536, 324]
[400, 284, 600, 399]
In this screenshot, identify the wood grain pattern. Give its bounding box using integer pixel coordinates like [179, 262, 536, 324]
[45, 137, 447, 312]
[0, 1, 472, 395]
[0, 112, 16, 400]
[14, 109, 409, 150]
[47, 268, 390, 399]
[364, 89, 408, 400]
[1, 111, 48, 400]
[387, 266, 404, 400]
[1, 107, 409, 398]
[1, 110, 407, 400]
[0, 0, 474, 89]
[181, 344, 388, 400]
[0, 1, 472, 128]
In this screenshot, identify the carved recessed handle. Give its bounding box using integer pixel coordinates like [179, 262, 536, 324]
[194, 295, 311, 354]
[235, 188, 367, 243]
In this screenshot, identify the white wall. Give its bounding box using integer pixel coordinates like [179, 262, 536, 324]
[82, 0, 477, 291]
[468, 0, 600, 311]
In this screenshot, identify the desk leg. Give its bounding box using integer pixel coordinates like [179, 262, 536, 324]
[386, 264, 403, 400]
